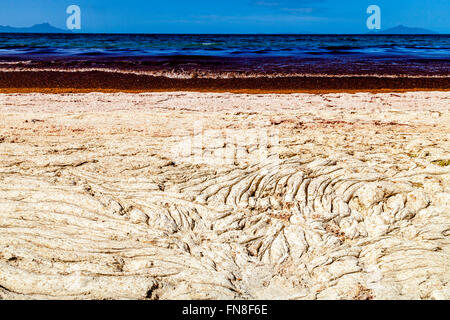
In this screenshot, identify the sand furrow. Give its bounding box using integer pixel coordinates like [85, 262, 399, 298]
[0, 91, 449, 299]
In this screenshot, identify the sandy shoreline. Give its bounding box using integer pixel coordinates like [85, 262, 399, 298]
[0, 91, 449, 300]
[1, 87, 450, 94]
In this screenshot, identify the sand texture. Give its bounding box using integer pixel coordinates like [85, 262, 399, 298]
[0, 91, 449, 300]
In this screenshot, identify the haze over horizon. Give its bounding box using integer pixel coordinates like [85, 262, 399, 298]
[0, 0, 448, 34]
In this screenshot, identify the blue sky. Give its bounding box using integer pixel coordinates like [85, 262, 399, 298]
[0, 0, 448, 33]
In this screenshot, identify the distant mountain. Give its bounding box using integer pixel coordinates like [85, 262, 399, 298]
[369, 25, 438, 35]
[0, 23, 70, 33]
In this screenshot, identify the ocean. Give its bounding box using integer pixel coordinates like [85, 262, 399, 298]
[0, 34, 449, 77]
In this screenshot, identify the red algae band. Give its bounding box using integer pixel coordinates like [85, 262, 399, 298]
[0, 71, 449, 93]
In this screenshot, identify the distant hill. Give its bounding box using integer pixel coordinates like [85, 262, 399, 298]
[0, 23, 70, 33]
[369, 25, 438, 35]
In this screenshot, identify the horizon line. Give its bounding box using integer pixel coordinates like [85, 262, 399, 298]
[0, 32, 447, 35]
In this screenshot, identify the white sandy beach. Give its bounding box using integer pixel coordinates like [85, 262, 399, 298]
[0, 91, 449, 299]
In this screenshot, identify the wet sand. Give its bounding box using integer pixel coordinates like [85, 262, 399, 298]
[0, 91, 449, 300]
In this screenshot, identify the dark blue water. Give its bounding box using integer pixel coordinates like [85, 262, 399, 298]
[1, 33, 449, 58]
[0, 34, 448, 76]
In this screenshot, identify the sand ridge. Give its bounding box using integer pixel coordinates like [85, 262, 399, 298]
[0, 91, 449, 299]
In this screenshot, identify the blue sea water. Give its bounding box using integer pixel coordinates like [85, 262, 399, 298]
[0, 33, 449, 57]
[0, 34, 448, 75]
